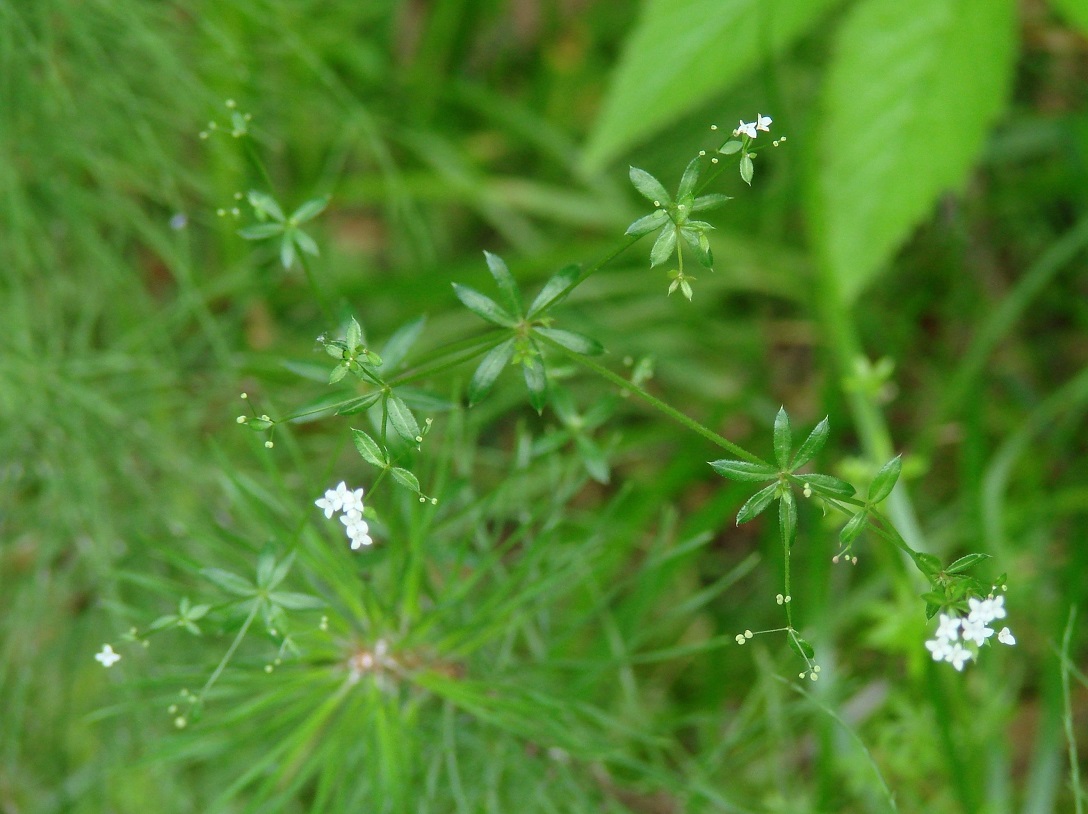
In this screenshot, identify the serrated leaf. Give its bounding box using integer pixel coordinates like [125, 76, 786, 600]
[739, 154, 754, 186]
[269, 592, 326, 610]
[469, 338, 516, 405]
[386, 393, 421, 443]
[773, 407, 791, 470]
[290, 194, 329, 223]
[584, 0, 838, 169]
[791, 417, 830, 469]
[527, 264, 580, 318]
[352, 429, 388, 467]
[201, 567, 255, 597]
[736, 482, 779, 525]
[625, 210, 669, 237]
[677, 157, 701, 201]
[628, 167, 671, 204]
[800, 473, 856, 498]
[522, 352, 548, 414]
[779, 489, 797, 549]
[238, 223, 284, 240]
[451, 283, 516, 327]
[839, 509, 868, 544]
[649, 226, 677, 267]
[484, 251, 524, 318]
[946, 552, 992, 574]
[337, 393, 381, 415]
[868, 455, 902, 503]
[810, 0, 1016, 302]
[380, 316, 426, 372]
[535, 327, 603, 356]
[708, 459, 777, 481]
[390, 467, 421, 494]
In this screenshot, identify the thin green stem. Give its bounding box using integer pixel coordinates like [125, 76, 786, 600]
[1061, 606, 1084, 814]
[198, 600, 259, 705]
[541, 337, 768, 465]
[296, 251, 335, 326]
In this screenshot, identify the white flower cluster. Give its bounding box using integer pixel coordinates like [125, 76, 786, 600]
[315, 481, 373, 549]
[733, 114, 772, 139]
[925, 594, 1015, 671]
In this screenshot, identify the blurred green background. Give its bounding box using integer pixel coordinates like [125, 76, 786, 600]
[2, 0, 1087, 811]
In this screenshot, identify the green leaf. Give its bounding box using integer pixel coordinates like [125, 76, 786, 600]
[380, 316, 426, 371]
[237, 223, 284, 240]
[739, 154, 754, 186]
[346, 317, 363, 351]
[352, 429, 388, 467]
[788, 633, 815, 661]
[773, 407, 791, 470]
[718, 140, 743, 156]
[692, 193, 732, 212]
[149, 615, 178, 631]
[534, 327, 603, 356]
[584, 0, 838, 169]
[290, 194, 329, 223]
[809, 0, 1016, 301]
[801, 473, 855, 499]
[839, 510, 868, 544]
[280, 233, 296, 269]
[201, 567, 256, 597]
[625, 210, 669, 237]
[677, 157, 700, 202]
[292, 228, 319, 257]
[386, 394, 421, 443]
[912, 552, 943, 579]
[708, 460, 777, 482]
[247, 190, 284, 221]
[522, 351, 548, 414]
[868, 455, 902, 503]
[628, 167, 671, 204]
[187, 604, 210, 621]
[265, 554, 293, 591]
[469, 338, 516, 405]
[328, 363, 350, 384]
[946, 552, 992, 574]
[574, 434, 610, 484]
[649, 227, 677, 267]
[256, 552, 276, 587]
[527, 264, 580, 318]
[451, 283, 516, 327]
[390, 467, 421, 494]
[484, 251, 524, 318]
[779, 489, 797, 550]
[269, 592, 325, 610]
[791, 417, 830, 470]
[736, 483, 779, 525]
[337, 393, 381, 416]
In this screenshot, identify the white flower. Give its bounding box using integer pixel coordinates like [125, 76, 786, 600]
[935, 613, 961, 641]
[341, 486, 365, 515]
[95, 644, 121, 668]
[961, 616, 994, 647]
[314, 487, 342, 519]
[755, 114, 772, 132]
[341, 510, 373, 549]
[968, 595, 1006, 625]
[948, 643, 972, 671]
[733, 120, 757, 139]
[925, 636, 954, 662]
[997, 626, 1016, 646]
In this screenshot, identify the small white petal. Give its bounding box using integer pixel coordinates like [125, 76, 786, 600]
[936, 613, 961, 641]
[997, 627, 1016, 646]
[95, 644, 121, 668]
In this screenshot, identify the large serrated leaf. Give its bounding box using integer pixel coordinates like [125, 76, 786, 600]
[809, 0, 1016, 302]
[584, 0, 838, 169]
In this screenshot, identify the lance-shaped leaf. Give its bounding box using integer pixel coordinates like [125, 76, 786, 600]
[535, 327, 603, 356]
[868, 455, 902, 503]
[337, 393, 382, 416]
[779, 489, 797, 549]
[736, 483, 779, 524]
[629, 167, 671, 204]
[625, 209, 669, 237]
[390, 467, 420, 494]
[248, 190, 284, 221]
[290, 194, 329, 224]
[452, 283, 516, 327]
[650, 227, 677, 267]
[740, 154, 754, 186]
[839, 509, 869, 544]
[522, 349, 548, 414]
[469, 338, 516, 405]
[352, 428, 388, 467]
[709, 460, 777, 482]
[292, 229, 319, 257]
[269, 592, 325, 610]
[679, 227, 713, 268]
[791, 417, 830, 470]
[386, 393, 421, 443]
[801, 473, 855, 498]
[676, 157, 701, 203]
[380, 316, 426, 372]
[238, 223, 284, 240]
[574, 434, 610, 484]
[484, 251, 524, 318]
[692, 193, 732, 211]
[911, 551, 943, 579]
[789, 633, 815, 661]
[201, 567, 256, 597]
[946, 552, 992, 574]
[773, 407, 792, 470]
[527, 264, 580, 318]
